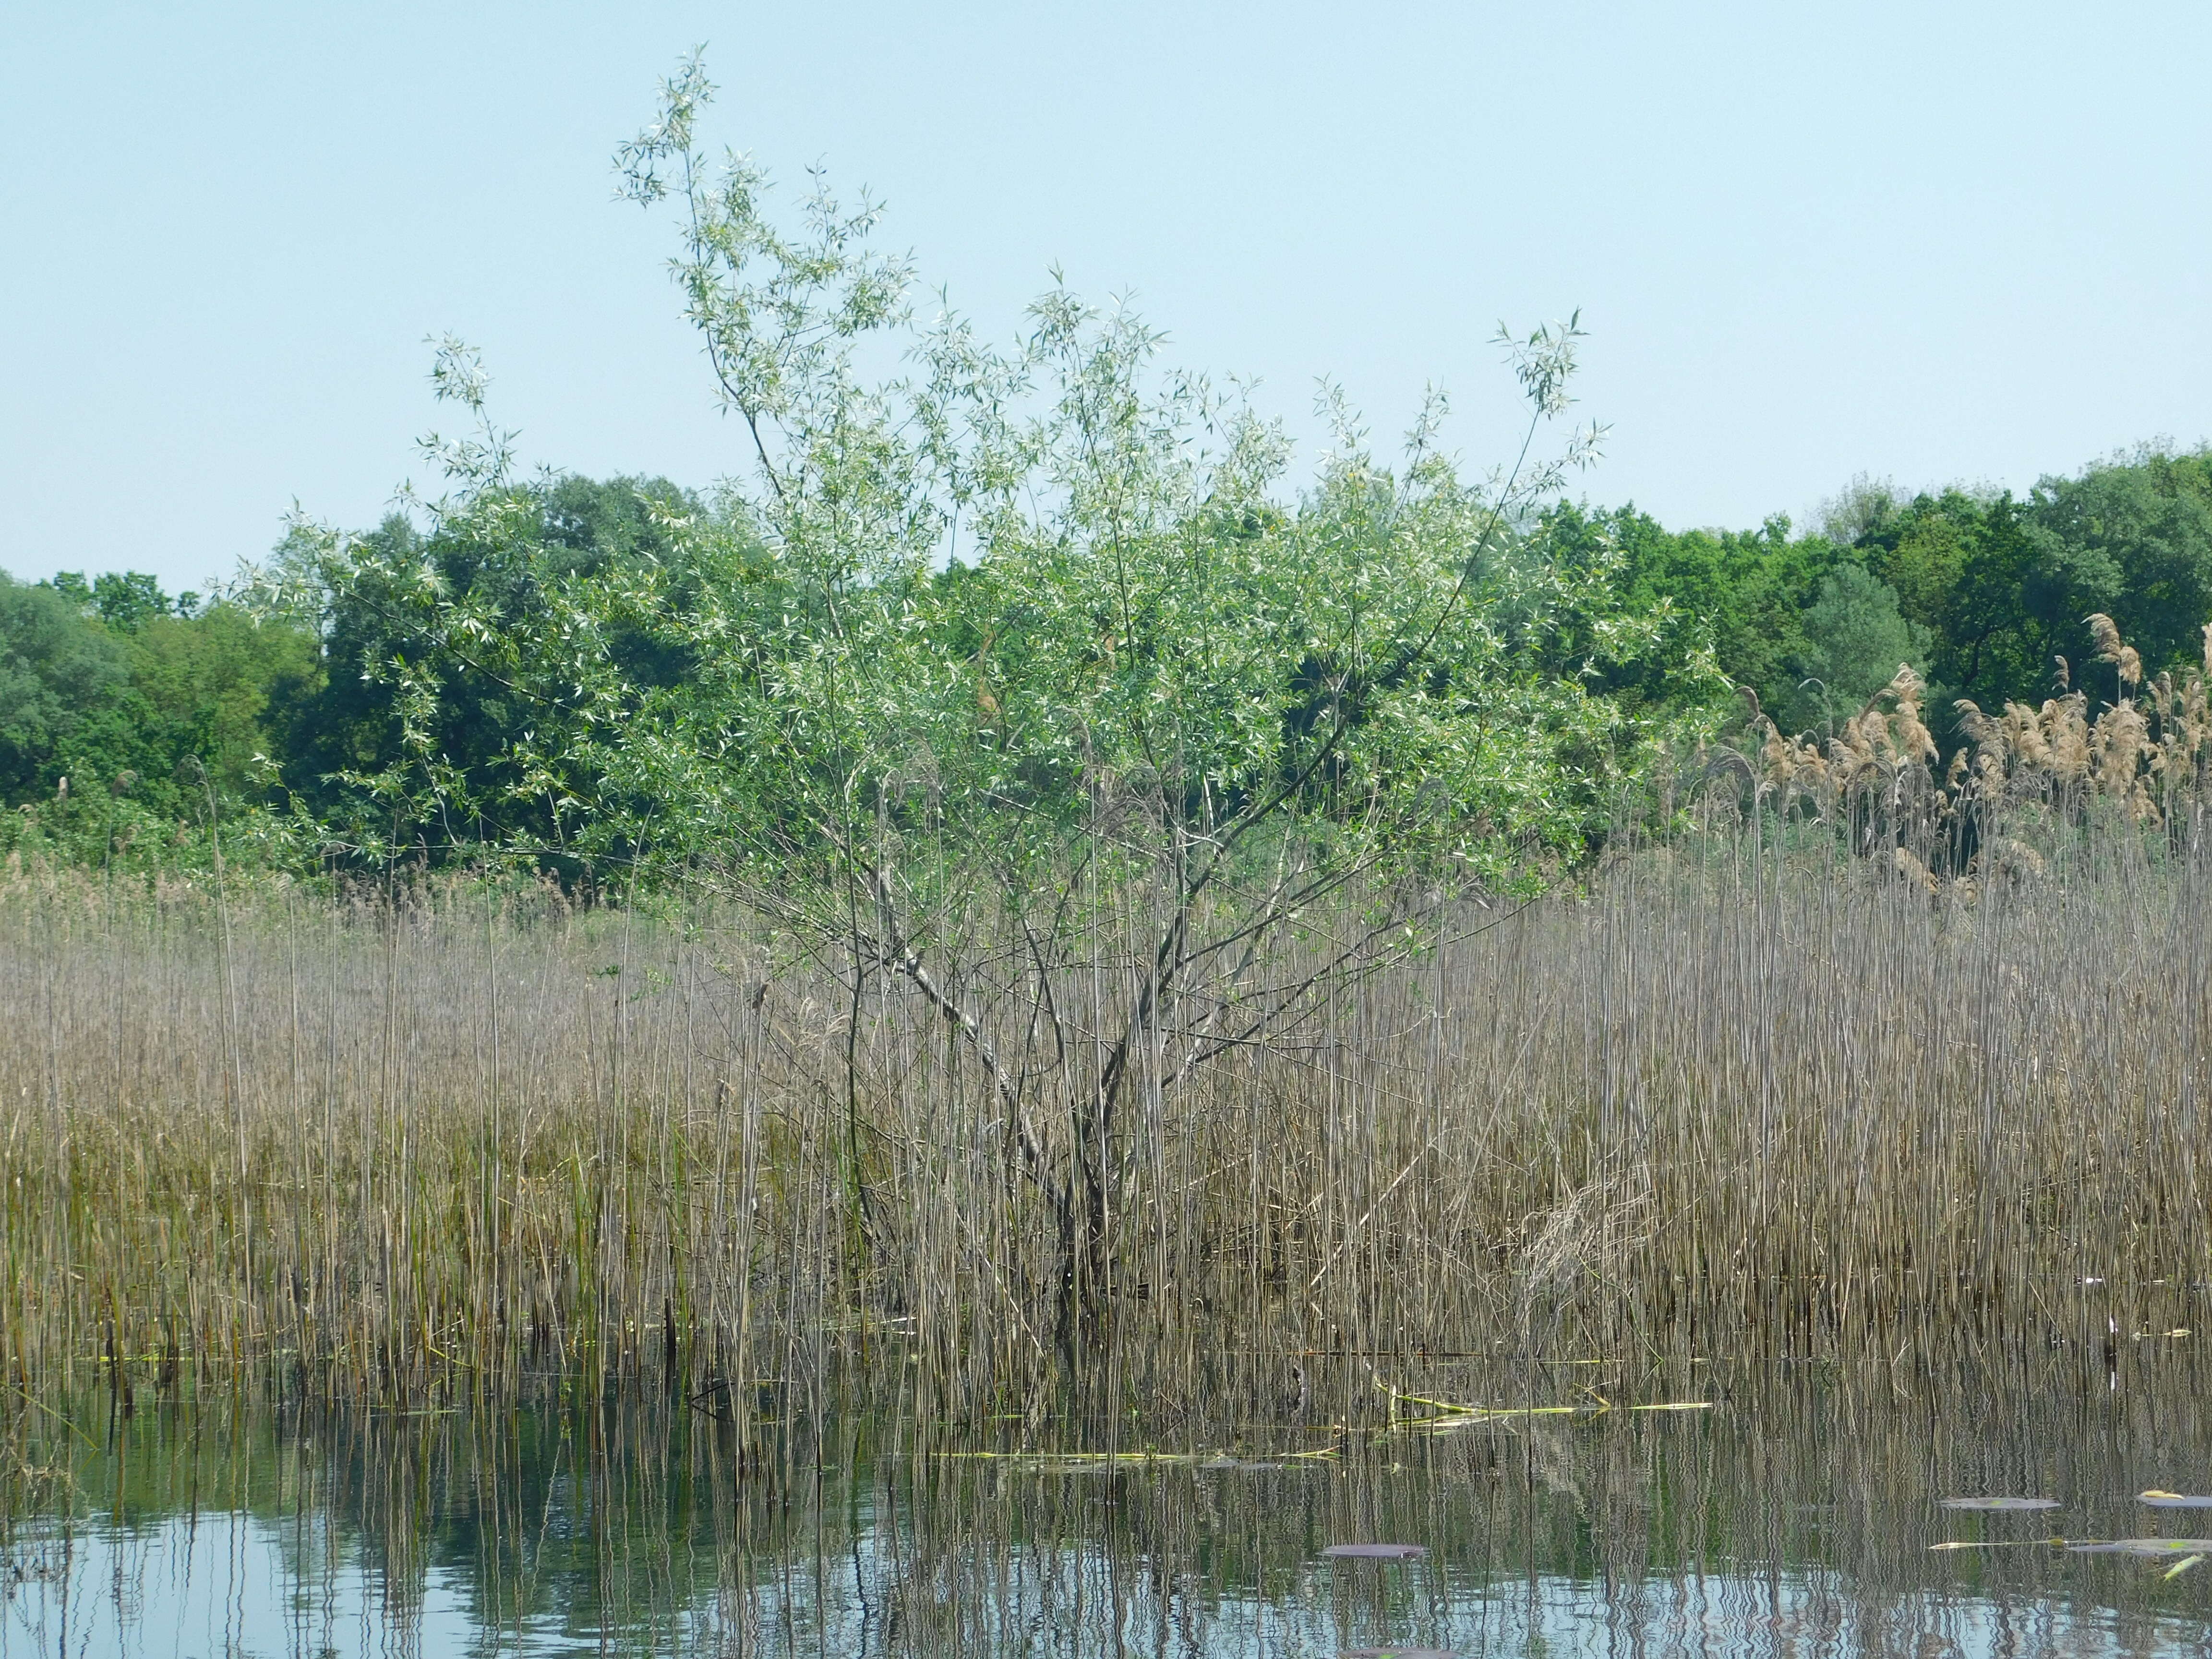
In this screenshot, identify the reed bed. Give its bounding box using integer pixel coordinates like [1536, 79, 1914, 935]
[2, 831, 2208, 1423]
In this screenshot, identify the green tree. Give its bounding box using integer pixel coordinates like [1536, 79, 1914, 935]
[119, 604, 321, 802]
[1843, 457, 2212, 722]
[1779, 563, 1930, 734]
[0, 573, 129, 800]
[1855, 488, 2056, 715]
[2023, 450, 2212, 693]
[261, 51, 1709, 1346]
[1532, 503, 1847, 722]
[269, 471, 718, 863]
[3, 566, 318, 829]
[50, 568, 211, 630]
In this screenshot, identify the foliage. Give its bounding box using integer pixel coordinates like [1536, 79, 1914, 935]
[48, 568, 200, 631]
[1853, 486, 2059, 712]
[1528, 504, 1848, 723]
[0, 567, 318, 876]
[2021, 451, 2212, 691]
[259, 56, 1701, 896]
[1781, 563, 1930, 736]
[0, 574, 129, 800]
[17, 61, 2212, 915]
[1849, 454, 2212, 721]
[1528, 448, 2212, 765]
[263, 473, 714, 865]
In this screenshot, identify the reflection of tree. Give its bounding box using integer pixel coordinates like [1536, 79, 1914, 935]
[16, 1366, 2212, 1653]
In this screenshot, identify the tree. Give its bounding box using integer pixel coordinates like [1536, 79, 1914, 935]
[2023, 450, 2212, 694]
[0, 573, 129, 800]
[49, 568, 190, 631]
[120, 603, 322, 802]
[1840, 456, 2212, 723]
[1853, 488, 2054, 717]
[263, 471, 721, 866]
[0, 566, 319, 831]
[264, 52, 1713, 1351]
[1532, 503, 1846, 723]
[1778, 563, 1930, 736]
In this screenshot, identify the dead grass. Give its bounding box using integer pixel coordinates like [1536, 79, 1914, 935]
[3, 814, 2207, 1427]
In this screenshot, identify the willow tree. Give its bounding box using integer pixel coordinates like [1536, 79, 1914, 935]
[267, 53, 1710, 1349]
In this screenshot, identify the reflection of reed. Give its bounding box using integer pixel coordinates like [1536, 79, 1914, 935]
[1, 845, 2210, 1429]
[6, 1363, 2212, 1653]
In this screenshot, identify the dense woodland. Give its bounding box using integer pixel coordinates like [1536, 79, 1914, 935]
[6, 447, 2211, 879]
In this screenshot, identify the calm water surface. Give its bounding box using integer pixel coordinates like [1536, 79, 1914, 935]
[6, 1354, 2211, 1657]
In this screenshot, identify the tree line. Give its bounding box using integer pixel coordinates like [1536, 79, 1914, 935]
[1553, 447, 2212, 738]
[10, 48, 2212, 891]
[5, 444, 2209, 878]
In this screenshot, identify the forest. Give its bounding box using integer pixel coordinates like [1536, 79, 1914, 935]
[7, 445, 2211, 881]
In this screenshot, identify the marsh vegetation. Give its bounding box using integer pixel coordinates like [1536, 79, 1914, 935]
[6, 48, 2212, 1655]
[3, 812, 2207, 1427]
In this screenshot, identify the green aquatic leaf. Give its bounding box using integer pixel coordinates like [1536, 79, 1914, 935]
[1929, 1539, 2067, 1551]
[2118, 1537, 2212, 1555]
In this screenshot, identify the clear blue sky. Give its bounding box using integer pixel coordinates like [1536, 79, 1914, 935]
[6, 1, 2211, 593]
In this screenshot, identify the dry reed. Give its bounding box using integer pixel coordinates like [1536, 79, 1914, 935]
[3, 815, 2207, 1427]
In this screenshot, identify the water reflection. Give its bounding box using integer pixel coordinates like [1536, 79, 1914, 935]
[6, 1358, 2211, 1656]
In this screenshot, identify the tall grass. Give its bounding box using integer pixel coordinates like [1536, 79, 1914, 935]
[4, 811, 2207, 1424]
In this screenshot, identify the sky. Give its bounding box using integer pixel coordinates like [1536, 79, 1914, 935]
[6, 1, 2212, 593]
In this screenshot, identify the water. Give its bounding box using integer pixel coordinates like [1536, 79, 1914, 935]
[6, 1357, 2211, 1656]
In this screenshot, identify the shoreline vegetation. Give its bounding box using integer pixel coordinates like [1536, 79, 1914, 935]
[4, 53, 2211, 1477]
[4, 814, 2207, 1424]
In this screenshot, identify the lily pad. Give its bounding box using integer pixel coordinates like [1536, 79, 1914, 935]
[2070, 1537, 2212, 1556]
[1940, 1496, 2060, 1512]
[2115, 1537, 2212, 1556]
[1322, 1543, 1428, 1561]
[2139, 1491, 2212, 1509]
[1929, 1539, 2063, 1551]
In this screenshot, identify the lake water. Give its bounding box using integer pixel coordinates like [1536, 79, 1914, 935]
[6, 1353, 2211, 1656]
